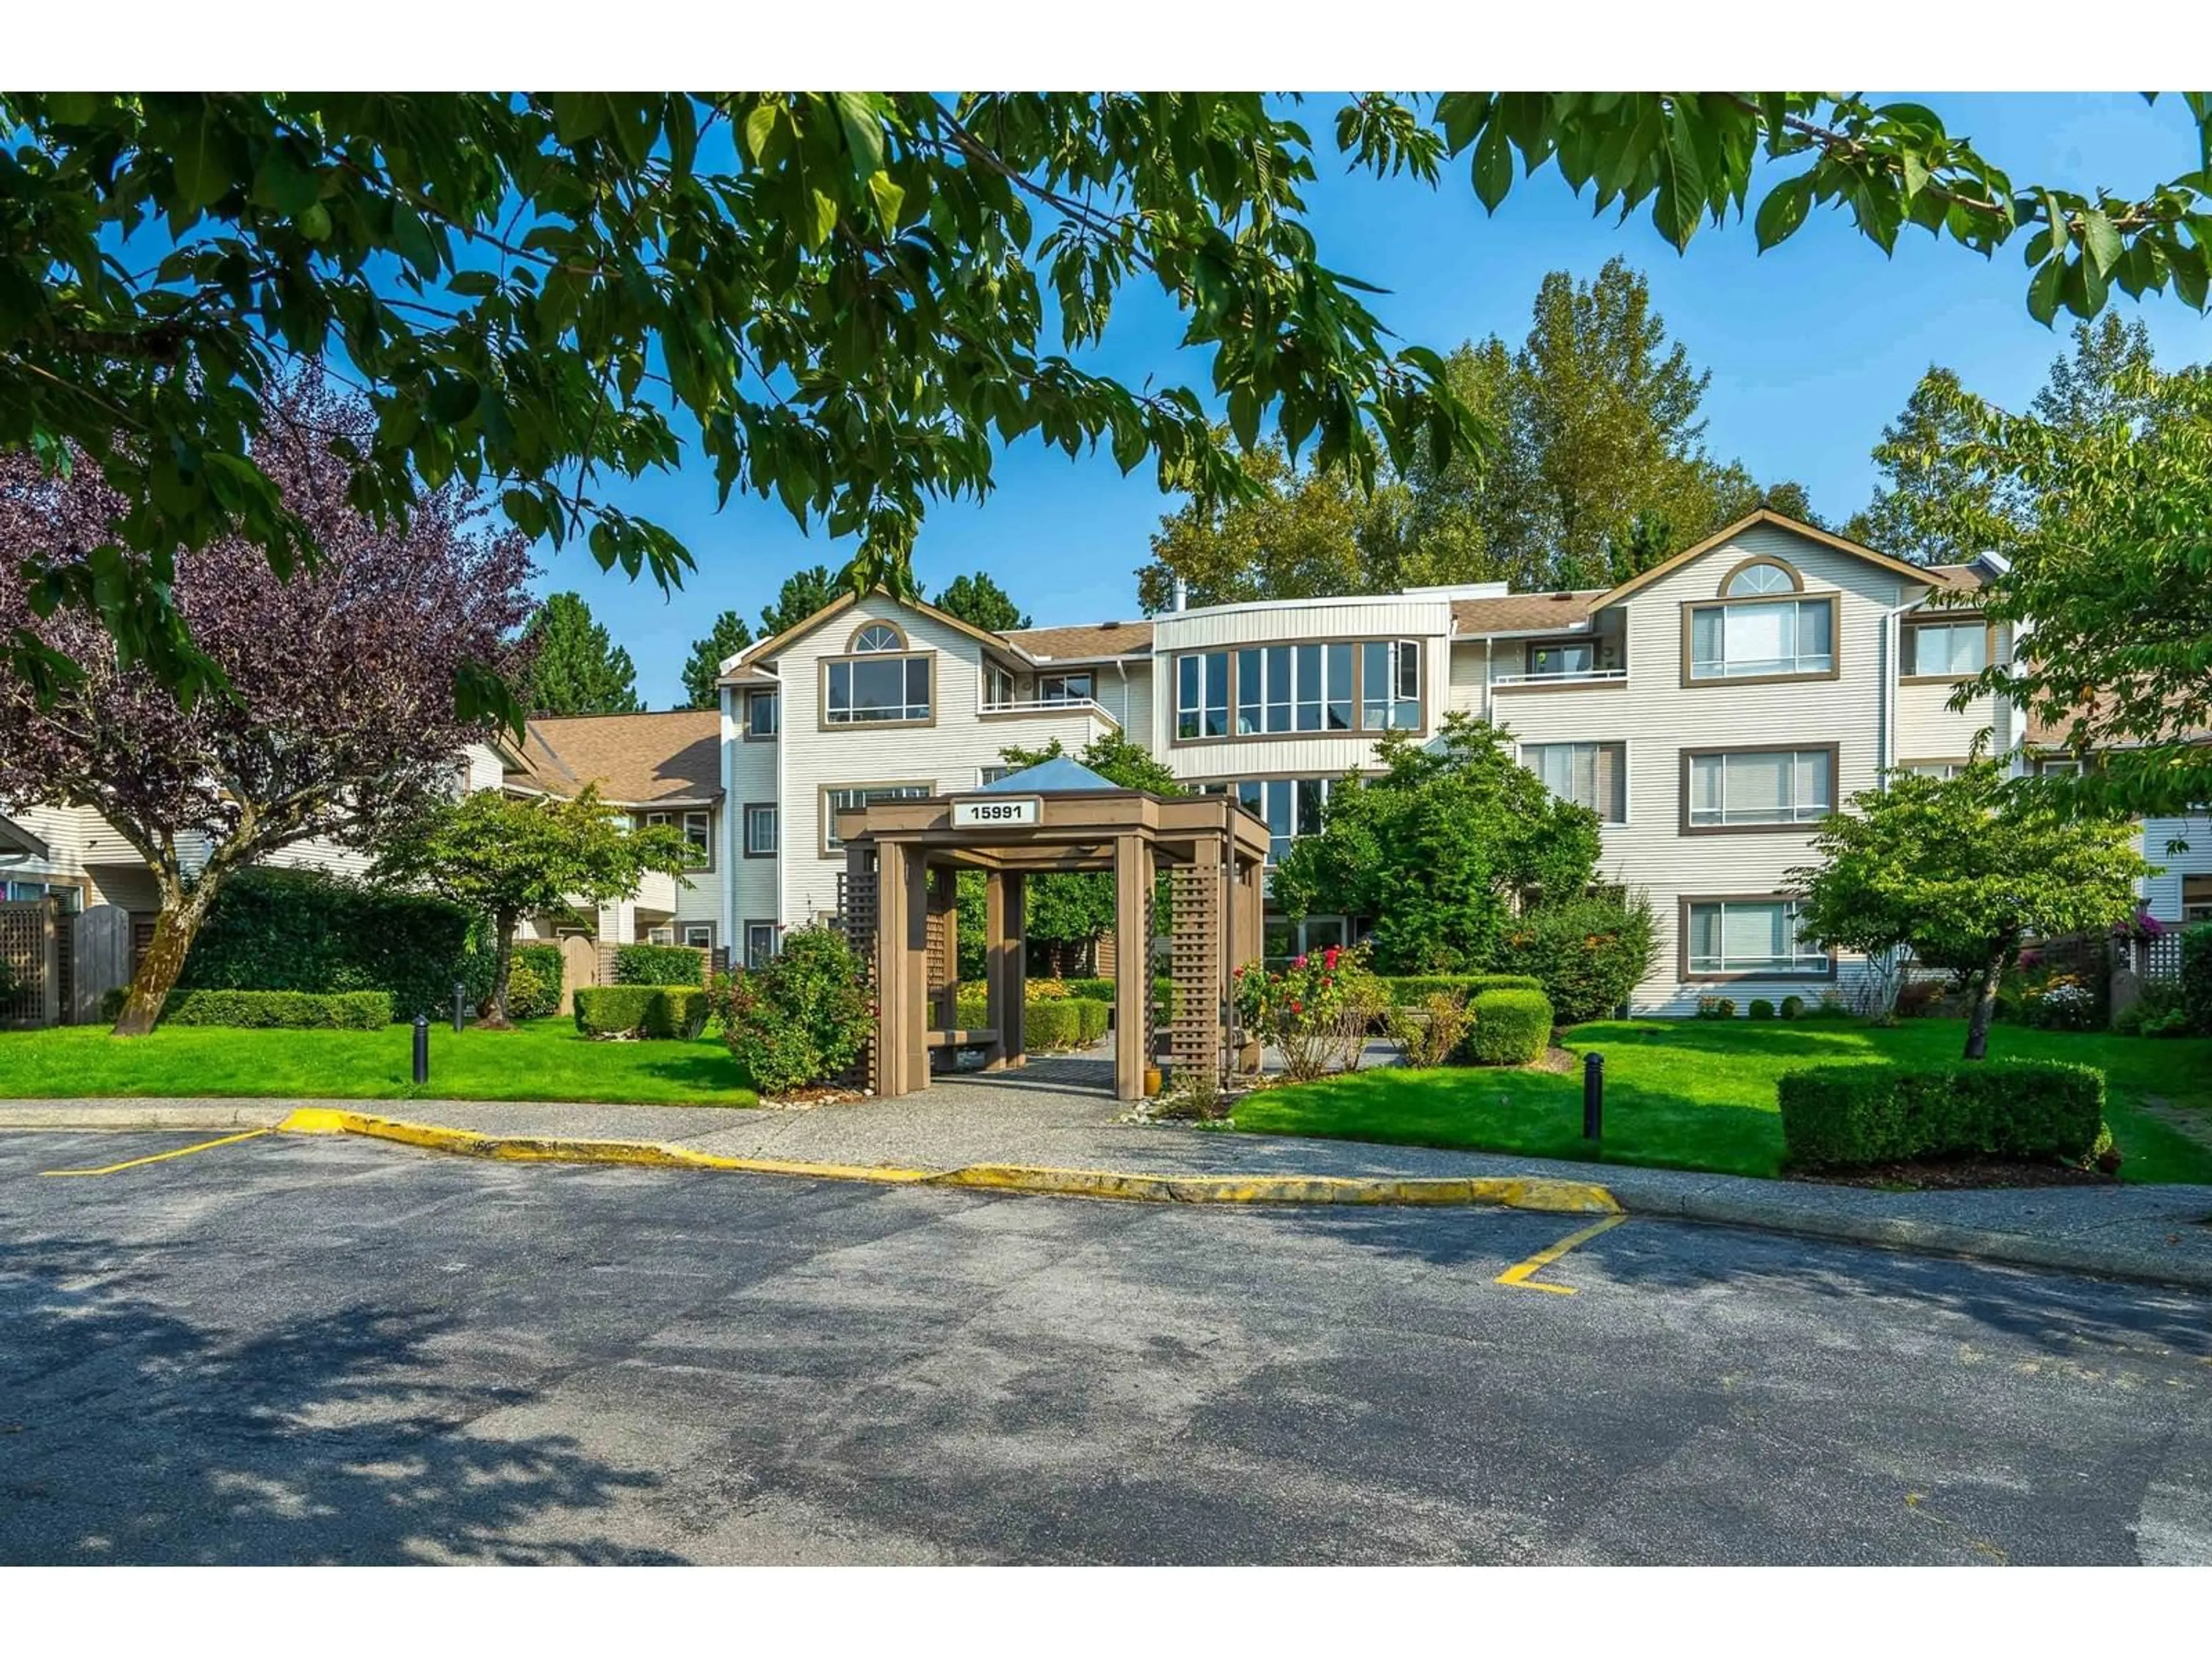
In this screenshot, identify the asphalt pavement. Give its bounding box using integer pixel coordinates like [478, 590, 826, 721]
[2, 1128, 2208, 1565]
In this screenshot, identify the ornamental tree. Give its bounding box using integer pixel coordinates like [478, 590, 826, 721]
[0, 370, 533, 1036]
[372, 784, 694, 1027]
[1791, 761, 2153, 1059]
[4, 92, 2207, 716]
[1273, 714, 1603, 973]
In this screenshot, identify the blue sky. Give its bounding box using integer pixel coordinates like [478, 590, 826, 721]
[536, 93, 2212, 708]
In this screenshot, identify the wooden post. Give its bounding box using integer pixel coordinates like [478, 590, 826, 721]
[873, 840, 910, 1097]
[1113, 833, 1152, 1100]
[903, 846, 930, 1092]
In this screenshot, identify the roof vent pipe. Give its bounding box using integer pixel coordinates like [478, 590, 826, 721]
[1171, 574, 1188, 612]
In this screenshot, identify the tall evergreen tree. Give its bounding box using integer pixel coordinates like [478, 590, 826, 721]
[759, 565, 843, 638]
[523, 592, 642, 715]
[931, 572, 1032, 632]
[679, 610, 754, 710]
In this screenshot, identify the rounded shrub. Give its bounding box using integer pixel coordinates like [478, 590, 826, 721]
[710, 923, 871, 1094]
[1779, 994, 1806, 1020]
[1747, 998, 1777, 1021]
[1467, 987, 1553, 1066]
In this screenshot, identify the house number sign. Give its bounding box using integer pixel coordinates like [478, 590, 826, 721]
[952, 797, 1041, 827]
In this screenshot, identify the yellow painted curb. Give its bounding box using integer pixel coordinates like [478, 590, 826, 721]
[277, 1109, 932, 1185]
[277, 1111, 1619, 1214]
[931, 1165, 1621, 1214]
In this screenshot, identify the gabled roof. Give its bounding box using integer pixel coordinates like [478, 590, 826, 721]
[721, 586, 1021, 681]
[1590, 510, 1955, 611]
[0, 812, 50, 862]
[1001, 619, 1154, 660]
[517, 710, 724, 806]
[976, 756, 1124, 794]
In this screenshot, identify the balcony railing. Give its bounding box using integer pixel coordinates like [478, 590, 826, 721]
[1490, 667, 1630, 688]
[978, 695, 1119, 729]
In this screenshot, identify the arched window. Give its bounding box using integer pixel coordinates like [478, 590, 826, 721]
[1723, 559, 1799, 597]
[850, 622, 906, 653]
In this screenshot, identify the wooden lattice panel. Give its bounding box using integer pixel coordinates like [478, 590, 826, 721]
[839, 865, 880, 1092]
[0, 900, 52, 1028]
[1166, 865, 1220, 1086]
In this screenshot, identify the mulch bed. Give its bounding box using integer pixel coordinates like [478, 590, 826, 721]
[1796, 1157, 2119, 1191]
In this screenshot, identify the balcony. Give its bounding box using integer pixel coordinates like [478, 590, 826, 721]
[1490, 666, 1630, 690]
[976, 695, 1119, 746]
[632, 867, 680, 918]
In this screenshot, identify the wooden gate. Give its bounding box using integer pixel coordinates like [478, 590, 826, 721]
[0, 899, 58, 1028]
[556, 934, 599, 1016]
[71, 904, 133, 1025]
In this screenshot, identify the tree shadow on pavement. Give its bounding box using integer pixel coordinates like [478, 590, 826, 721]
[0, 1239, 677, 1565]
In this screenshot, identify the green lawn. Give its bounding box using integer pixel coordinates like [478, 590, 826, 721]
[1233, 1018, 2212, 1185]
[0, 1020, 757, 1108]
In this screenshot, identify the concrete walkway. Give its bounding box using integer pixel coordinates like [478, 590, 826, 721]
[7, 1054, 2211, 1290]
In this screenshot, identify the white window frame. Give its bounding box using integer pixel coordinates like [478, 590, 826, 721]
[1688, 598, 1836, 681]
[743, 802, 778, 857]
[826, 654, 933, 725]
[747, 688, 779, 737]
[744, 921, 779, 968]
[643, 808, 713, 870]
[1903, 621, 1988, 678]
[1684, 897, 1830, 979]
[681, 922, 715, 950]
[1037, 671, 1094, 705]
[823, 783, 933, 855]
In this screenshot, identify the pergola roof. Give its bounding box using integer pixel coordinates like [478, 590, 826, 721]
[978, 756, 1118, 794]
[837, 783, 1271, 873]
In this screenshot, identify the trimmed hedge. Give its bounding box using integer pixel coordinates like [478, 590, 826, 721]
[612, 943, 706, 986]
[2181, 922, 2212, 1035]
[1777, 1060, 2106, 1171]
[1385, 974, 1542, 1005]
[162, 988, 393, 1029]
[573, 985, 710, 1040]
[1467, 988, 1552, 1065]
[952, 994, 1108, 1051]
[177, 866, 471, 1019]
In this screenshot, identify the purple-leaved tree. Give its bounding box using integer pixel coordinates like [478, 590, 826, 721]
[0, 370, 535, 1035]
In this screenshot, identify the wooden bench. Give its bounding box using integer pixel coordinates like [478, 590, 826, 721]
[923, 1027, 999, 1050]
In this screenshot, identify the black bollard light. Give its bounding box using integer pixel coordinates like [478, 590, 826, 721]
[1582, 1050, 1604, 1143]
[412, 1012, 430, 1085]
[452, 979, 467, 1034]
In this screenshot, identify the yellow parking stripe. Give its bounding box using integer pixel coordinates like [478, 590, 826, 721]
[41, 1128, 272, 1178]
[1495, 1213, 1627, 1295]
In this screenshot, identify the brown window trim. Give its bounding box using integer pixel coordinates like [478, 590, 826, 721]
[1714, 554, 1805, 596]
[1518, 740, 1631, 825]
[1678, 743, 1840, 837]
[741, 800, 778, 859]
[847, 619, 910, 653]
[1897, 616, 1999, 686]
[817, 652, 937, 731]
[1168, 638, 1427, 748]
[820, 779, 934, 858]
[1678, 592, 1842, 689]
[642, 806, 715, 874]
[743, 687, 780, 741]
[1676, 892, 1838, 983]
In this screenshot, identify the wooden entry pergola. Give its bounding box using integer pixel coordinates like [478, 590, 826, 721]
[836, 768, 1271, 1102]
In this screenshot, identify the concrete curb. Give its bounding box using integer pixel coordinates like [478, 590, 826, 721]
[1627, 1186, 2212, 1293]
[0, 1103, 295, 1131]
[279, 1111, 1621, 1214]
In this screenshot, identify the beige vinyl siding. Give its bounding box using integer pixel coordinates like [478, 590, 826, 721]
[1446, 638, 1488, 718]
[1501, 520, 1930, 1013]
[1897, 680, 1999, 764]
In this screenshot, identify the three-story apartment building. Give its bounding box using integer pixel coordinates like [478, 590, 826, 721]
[710, 510, 2208, 1012]
[9, 509, 2204, 1021]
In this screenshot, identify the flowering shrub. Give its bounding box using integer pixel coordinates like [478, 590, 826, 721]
[2111, 908, 2165, 943]
[1233, 945, 1389, 1082]
[2025, 974, 2099, 1031]
[1695, 996, 1737, 1019]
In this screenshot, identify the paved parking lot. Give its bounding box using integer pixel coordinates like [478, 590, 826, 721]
[2, 1128, 2208, 1564]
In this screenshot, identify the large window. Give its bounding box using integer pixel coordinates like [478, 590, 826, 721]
[1206, 776, 1336, 865]
[1683, 897, 1830, 978]
[747, 688, 779, 737]
[743, 802, 778, 857]
[744, 921, 778, 968]
[1686, 597, 1835, 681]
[2184, 876, 2212, 924]
[1177, 640, 1416, 741]
[1684, 748, 1834, 831]
[682, 922, 715, 950]
[643, 808, 712, 868]
[823, 783, 931, 854]
[825, 654, 932, 724]
[1038, 671, 1094, 704]
[1903, 622, 1988, 678]
[1523, 741, 1627, 824]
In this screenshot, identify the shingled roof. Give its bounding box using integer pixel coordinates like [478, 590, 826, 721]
[1001, 618, 1154, 660]
[1449, 592, 1604, 636]
[517, 710, 724, 806]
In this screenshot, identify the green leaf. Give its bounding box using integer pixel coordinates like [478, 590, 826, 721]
[2027, 254, 2064, 324]
[741, 102, 778, 165]
[1472, 123, 1512, 212]
[298, 202, 332, 243]
[867, 171, 906, 230]
[2078, 207, 2123, 276]
[1754, 175, 1811, 250]
[809, 188, 839, 249]
[171, 108, 240, 211]
[834, 93, 886, 177]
